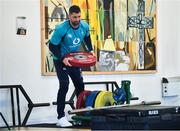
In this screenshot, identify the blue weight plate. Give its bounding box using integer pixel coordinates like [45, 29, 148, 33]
[85, 91, 100, 108]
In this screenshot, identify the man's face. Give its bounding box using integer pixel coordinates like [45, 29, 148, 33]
[69, 12, 81, 27]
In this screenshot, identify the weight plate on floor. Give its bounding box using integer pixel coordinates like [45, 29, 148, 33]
[76, 90, 91, 109]
[85, 91, 100, 108]
[65, 52, 96, 67]
[94, 91, 115, 108]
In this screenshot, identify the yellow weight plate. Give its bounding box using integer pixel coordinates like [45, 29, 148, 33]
[94, 91, 115, 108]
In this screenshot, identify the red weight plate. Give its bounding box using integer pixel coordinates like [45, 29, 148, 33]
[76, 90, 91, 109]
[65, 52, 96, 67]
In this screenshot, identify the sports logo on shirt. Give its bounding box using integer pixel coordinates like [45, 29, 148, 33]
[73, 38, 80, 45]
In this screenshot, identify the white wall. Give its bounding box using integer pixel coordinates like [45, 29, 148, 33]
[158, 0, 180, 76]
[0, 0, 180, 126]
[176, 1, 180, 71]
[0, 1, 2, 83]
[157, 0, 180, 105]
[0, 1, 2, 125]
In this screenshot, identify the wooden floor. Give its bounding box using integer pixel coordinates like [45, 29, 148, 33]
[1, 127, 90, 131]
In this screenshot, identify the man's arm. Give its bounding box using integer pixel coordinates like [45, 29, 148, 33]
[84, 35, 93, 52]
[49, 41, 61, 60]
[49, 41, 72, 66]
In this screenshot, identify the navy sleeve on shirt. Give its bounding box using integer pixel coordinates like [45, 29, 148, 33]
[84, 35, 93, 52]
[49, 41, 61, 60]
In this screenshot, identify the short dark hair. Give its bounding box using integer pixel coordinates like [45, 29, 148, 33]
[69, 5, 81, 14]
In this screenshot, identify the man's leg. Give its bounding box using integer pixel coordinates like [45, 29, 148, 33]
[68, 67, 84, 97]
[53, 60, 69, 119]
[53, 60, 72, 127]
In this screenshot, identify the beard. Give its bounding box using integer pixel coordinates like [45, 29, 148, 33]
[71, 20, 80, 27]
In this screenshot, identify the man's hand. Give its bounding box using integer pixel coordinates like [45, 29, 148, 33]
[90, 51, 95, 56]
[63, 57, 72, 67]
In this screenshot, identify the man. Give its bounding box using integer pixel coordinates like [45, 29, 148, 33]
[49, 5, 94, 127]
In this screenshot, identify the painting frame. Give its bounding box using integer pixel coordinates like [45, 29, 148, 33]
[40, 0, 157, 76]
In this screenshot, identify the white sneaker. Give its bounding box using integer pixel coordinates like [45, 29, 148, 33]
[56, 116, 73, 127]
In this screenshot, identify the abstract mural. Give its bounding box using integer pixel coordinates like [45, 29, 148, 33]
[41, 0, 157, 75]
